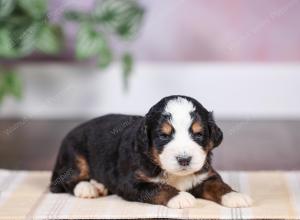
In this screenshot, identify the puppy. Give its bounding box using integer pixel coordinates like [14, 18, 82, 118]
[50, 95, 252, 208]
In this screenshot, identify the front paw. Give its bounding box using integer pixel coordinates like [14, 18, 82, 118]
[167, 191, 196, 209]
[221, 192, 253, 208]
[74, 181, 99, 198]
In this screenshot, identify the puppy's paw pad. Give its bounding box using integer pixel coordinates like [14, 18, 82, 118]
[221, 192, 253, 208]
[74, 181, 99, 198]
[167, 192, 196, 209]
[90, 179, 108, 196]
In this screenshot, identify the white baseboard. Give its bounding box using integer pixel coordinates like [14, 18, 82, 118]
[1, 62, 300, 119]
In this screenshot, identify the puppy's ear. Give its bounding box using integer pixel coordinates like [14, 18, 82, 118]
[135, 119, 150, 152]
[207, 112, 223, 149]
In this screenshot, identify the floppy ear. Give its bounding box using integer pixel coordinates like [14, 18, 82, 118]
[135, 119, 150, 152]
[208, 112, 223, 148]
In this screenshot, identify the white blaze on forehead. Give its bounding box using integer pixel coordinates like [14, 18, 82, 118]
[164, 97, 195, 128]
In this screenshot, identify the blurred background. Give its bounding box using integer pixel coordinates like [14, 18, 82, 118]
[0, 0, 300, 171]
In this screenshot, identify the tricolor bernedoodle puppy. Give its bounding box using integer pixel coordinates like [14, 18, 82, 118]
[50, 95, 252, 208]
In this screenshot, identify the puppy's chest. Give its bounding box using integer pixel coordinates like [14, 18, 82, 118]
[151, 172, 208, 191]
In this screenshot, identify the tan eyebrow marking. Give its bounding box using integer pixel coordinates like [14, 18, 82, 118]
[161, 122, 173, 135]
[191, 121, 203, 134]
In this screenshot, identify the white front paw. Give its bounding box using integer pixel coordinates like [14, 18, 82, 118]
[167, 192, 196, 209]
[74, 181, 99, 198]
[221, 192, 253, 208]
[90, 179, 108, 196]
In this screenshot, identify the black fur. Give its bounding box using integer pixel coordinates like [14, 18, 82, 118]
[50, 95, 229, 206]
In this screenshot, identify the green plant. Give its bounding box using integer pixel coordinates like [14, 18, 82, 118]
[0, 0, 63, 58]
[65, 0, 144, 87]
[0, 0, 63, 102]
[0, 0, 144, 103]
[0, 69, 22, 102]
[0, 70, 22, 102]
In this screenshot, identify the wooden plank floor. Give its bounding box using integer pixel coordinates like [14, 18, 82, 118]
[0, 119, 299, 170]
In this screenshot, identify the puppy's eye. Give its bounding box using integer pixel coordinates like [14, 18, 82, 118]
[193, 132, 203, 138]
[160, 133, 172, 140]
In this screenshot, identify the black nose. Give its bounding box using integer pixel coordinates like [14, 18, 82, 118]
[176, 156, 192, 166]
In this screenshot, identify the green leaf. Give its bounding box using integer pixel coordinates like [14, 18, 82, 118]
[117, 6, 144, 38]
[0, 86, 5, 103]
[98, 46, 112, 69]
[18, 0, 47, 19]
[75, 24, 106, 60]
[9, 22, 40, 57]
[93, 0, 119, 23]
[0, 0, 16, 18]
[93, 0, 144, 39]
[116, 23, 132, 38]
[36, 24, 63, 54]
[0, 28, 15, 57]
[18, 22, 40, 56]
[121, 52, 133, 89]
[0, 69, 22, 103]
[64, 10, 89, 22]
[3, 70, 22, 99]
[0, 75, 6, 102]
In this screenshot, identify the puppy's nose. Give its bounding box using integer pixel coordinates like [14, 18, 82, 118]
[176, 156, 192, 166]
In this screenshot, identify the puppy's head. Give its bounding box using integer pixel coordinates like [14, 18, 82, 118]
[142, 95, 223, 176]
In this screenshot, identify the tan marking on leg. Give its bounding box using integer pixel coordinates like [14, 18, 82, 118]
[135, 170, 150, 182]
[152, 185, 178, 206]
[201, 176, 232, 203]
[76, 154, 90, 179]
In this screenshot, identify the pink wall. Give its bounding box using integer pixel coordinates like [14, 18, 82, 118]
[49, 0, 300, 62]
